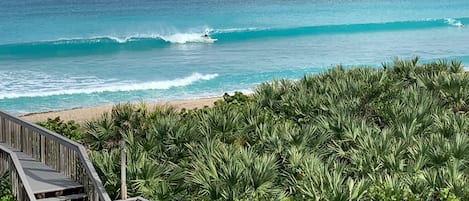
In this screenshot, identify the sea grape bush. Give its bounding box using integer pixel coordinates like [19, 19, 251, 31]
[37, 117, 83, 141]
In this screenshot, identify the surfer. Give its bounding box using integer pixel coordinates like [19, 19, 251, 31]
[203, 29, 210, 38]
[201, 28, 217, 43]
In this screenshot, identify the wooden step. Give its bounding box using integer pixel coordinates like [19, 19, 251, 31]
[0, 143, 84, 195]
[34, 186, 85, 200]
[36, 193, 87, 201]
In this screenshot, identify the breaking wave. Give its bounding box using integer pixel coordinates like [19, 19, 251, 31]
[0, 17, 466, 58]
[0, 72, 218, 99]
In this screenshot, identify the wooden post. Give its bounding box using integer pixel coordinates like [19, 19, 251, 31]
[120, 140, 127, 200]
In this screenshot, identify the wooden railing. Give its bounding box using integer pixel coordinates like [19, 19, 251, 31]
[0, 144, 36, 201]
[0, 110, 111, 201]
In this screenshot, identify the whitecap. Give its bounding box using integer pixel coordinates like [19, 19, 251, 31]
[0, 72, 218, 99]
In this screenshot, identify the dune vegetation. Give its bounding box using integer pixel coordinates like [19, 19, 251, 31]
[0, 172, 14, 201]
[39, 57, 469, 200]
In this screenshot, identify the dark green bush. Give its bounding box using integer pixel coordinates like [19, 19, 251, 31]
[39, 58, 469, 200]
[0, 172, 14, 201]
[37, 117, 83, 141]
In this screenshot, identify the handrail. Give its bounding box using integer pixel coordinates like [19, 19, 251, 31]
[0, 144, 36, 201]
[0, 110, 112, 201]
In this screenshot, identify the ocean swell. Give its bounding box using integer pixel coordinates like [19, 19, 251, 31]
[0, 17, 466, 59]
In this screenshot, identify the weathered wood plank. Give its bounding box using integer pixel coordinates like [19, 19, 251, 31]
[36, 193, 87, 201]
[0, 110, 111, 201]
[1, 143, 82, 194]
[0, 143, 36, 201]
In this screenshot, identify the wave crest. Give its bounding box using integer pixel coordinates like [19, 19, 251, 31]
[0, 73, 218, 99]
[35, 33, 217, 45]
[445, 18, 464, 27]
[159, 33, 216, 43]
[1, 17, 467, 58]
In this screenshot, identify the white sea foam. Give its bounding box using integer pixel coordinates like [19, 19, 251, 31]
[106, 36, 131, 43]
[159, 33, 217, 43]
[52, 31, 217, 44]
[445, 18, 464, 27]
[0, 72, 218, 99]
[55, 35, 157, 44]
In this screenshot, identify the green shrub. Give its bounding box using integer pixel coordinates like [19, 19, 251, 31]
[220, 91, 253, 105]
[0, 172, 14, 201]
[78, 58, 469, 200]
[37, 117, 83, 141]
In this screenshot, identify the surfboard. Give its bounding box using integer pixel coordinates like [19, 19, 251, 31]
[203, 37, 218, 43]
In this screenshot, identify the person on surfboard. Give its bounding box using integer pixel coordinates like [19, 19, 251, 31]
[203, 29, 210, 38]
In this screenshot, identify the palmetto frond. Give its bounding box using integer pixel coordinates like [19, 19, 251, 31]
[84, 112, 117, 150]
[188, 140, 284, 200]
[83, 58, 469, 200]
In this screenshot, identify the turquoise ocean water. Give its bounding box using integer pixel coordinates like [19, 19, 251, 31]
[0, 0, 468, 114]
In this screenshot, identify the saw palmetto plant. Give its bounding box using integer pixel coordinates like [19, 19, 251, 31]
[40, 57, 469, 200]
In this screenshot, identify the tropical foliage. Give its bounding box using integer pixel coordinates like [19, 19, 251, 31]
[37, 117, 83, 141]
[41, 58, 469, 200]
[0, 172, 14, 201]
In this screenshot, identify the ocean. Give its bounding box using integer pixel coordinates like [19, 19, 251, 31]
[0, 0, 468, 114]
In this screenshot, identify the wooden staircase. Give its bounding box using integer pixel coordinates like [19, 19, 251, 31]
[36, 193, 87, 201]
[0, 110, 112, 201]
[1, 143, 87, 201]
[0, 110, 148, 201]
[34, 186, 87, 201]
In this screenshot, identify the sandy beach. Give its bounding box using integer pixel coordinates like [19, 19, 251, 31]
[19, 97, 221, 124]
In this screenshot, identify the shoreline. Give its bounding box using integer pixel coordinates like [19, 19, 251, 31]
[16, 67, 469, 124]
[19, 96, 222, 124]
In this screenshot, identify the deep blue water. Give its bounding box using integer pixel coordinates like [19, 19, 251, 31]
[0, 0, 468, 114]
